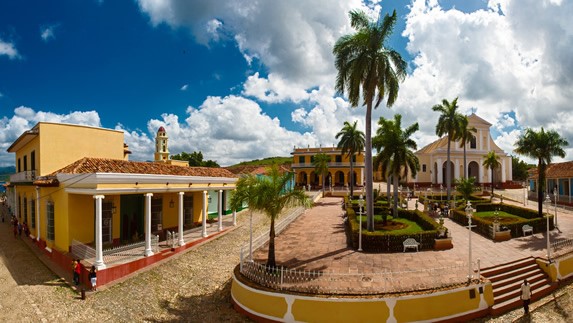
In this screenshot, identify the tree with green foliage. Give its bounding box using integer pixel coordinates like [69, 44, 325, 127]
[229, 174, 260, 261]
[312, 153, 331, 197]
[455, 176, 476, 203]
[333, 9, 407, 231]
[511, 155, 531, 182]
[514, 128, 568, 216]
[336, 121, 365, 197]
[230, 164, 311, 268]
[458, 117, 477, 178]
[432, 97, 465, 203]
[483, 151, 501, 201]
[171, 151, 220, 167]
[373, 114, 420, 222]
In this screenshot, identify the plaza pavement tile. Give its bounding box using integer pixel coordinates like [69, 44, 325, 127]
[253, 192, 573, 292]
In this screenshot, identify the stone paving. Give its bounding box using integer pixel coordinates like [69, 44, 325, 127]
[253, 189, 573, 293]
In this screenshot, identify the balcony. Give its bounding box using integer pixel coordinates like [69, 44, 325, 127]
[9, 170, 36, 183]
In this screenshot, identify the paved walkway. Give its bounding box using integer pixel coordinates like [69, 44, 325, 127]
[252, 189, 573, 293]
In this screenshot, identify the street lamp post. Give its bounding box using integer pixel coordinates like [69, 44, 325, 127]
[465, 201, 474, 282]
[554, 194, 558, 228]
[544, 194, 552, 262]
[358, 194, 364, 251]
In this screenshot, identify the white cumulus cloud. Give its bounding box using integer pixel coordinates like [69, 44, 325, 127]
[0, 39, 20, 59]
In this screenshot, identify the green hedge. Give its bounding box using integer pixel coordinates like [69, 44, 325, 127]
[346, 207, 441, 252]
[450, 203, 554, 239]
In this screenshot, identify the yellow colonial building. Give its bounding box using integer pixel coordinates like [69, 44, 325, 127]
[413, 113, 512, 186]
[6, 122, 237, 272]
[291, 146, 365, 189]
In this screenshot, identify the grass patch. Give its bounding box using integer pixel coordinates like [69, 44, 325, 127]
[355, 215, 423, 234]
[475, 211, 525, 224]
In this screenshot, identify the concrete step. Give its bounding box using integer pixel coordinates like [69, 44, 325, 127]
[481, 257, 535, 278]
[491, 282, 558, 316]
[493, 276, 552, 304]
[487, 263, 539, 283]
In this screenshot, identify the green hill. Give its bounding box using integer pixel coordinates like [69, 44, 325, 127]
[230, 157, 291, 167]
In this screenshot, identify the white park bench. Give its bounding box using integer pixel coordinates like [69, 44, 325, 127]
[522, 224, 533, 236]
[403, 238, 420, 252]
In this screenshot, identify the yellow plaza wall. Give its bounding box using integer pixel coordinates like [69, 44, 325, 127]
[232, 274, 493, 322]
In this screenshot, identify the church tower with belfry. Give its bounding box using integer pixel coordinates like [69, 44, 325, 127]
[154, 126, 169, 162]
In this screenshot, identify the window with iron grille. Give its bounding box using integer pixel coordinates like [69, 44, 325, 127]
[30, 199, 36, 228]
[47, 201, 55, 241]
[151, 197, 163, 231]
[184, 195, 194, 227]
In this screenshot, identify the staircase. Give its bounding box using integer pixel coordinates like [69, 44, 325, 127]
[480, 257, 557, 316]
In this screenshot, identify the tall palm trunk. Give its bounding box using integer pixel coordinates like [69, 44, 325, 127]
[490, 166, 495, 201]
[392, 173, 399, 217]
[387, 174, 391, 201]
[267, 217, 276, 268]
[322, 172, 326, 197]
[446, 134, 452, 203]
[365, 102, 374, 231]
[463, 145, 467, 178]
[349, 156, 354, 197]
[538, 161, 546, 216]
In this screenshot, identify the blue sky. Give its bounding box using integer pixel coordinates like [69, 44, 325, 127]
[1, 0, 572, 167]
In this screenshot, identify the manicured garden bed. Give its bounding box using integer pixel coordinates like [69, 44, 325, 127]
[345, 196, 443, 252]
[450, 202, 554, 240]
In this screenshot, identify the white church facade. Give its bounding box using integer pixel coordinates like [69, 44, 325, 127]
[413, 114, 512, 187]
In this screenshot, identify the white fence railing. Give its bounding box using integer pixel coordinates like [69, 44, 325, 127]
[71, 235, 159, 265]
[552, 238, 573, 258]
[239, 261, 474, 295]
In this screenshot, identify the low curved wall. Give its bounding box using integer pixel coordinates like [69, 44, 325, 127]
[231, 272, 494, 322]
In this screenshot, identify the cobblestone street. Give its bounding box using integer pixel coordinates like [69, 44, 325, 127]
[0, 205, 270, 322]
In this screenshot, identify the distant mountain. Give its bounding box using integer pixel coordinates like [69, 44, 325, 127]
[0, 166, 14, 182]
[0, 166, 15, 175]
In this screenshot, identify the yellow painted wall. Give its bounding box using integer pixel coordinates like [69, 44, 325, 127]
[68, 194, 95, 244]
[162, 192, 178, 228]
[231, 276, 288, 318]
[14, 136, 40, 174]
[37, 123, 125, 176]
[557, 257, 573, 280]
[232, 275, 494, 323]
[536, 258, 558, 281]
[292, 298, 389, 322]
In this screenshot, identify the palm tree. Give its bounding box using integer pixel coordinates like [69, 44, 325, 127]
[458, 116, 477, 178]
[432, 97, 465, 203]
[312, 153, 331, 197]
[230, 164, 311, 268]
[514, 128, 568, 216]
[229, 174, 260, 261]
[333, 9, 407, 231]
[455, 176, 476, 203]
[373, 114, 420, 220]
[482, 151, 501, 201]
[336, 121, 365, 197]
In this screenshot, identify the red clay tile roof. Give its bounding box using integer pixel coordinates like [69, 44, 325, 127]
[48, 157, 237, 178]
[528, 161, 573, 179]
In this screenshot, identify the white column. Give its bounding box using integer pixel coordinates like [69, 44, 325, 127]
[479, 130, 483, 151]
[479, 159, 485, 183]
[177, 192, 185, 246]
[35, 187, 41, 241]
[487, 133, 491, 151]
[501, 159, 506, 183]
[144, 193, 154, 256]
[437, 158, 443, 184]
[454, 159, 460, 181]
[218, 190, 223, 232]
[202, 191, 208, 237]
[232, 209, 237, 226]
[93, 195, 106, 269]
[507, 157, 513, 181]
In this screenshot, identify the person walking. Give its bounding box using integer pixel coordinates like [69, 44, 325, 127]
[520, 279, 532, 315]
[88, 266, 97, 291]
[72, 259, 81, 286]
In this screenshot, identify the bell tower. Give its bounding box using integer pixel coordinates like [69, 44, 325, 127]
[154, 126, 169, 162]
